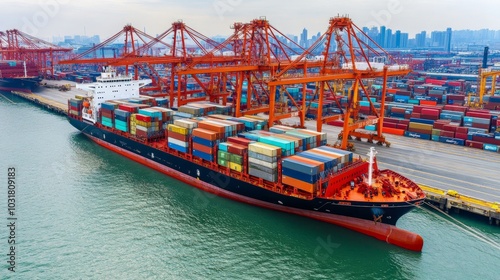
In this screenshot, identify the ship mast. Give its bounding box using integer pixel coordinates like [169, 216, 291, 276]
[367, 147, 377, 186]
[23, 61, 27, 78]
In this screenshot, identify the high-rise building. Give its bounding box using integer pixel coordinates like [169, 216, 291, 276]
[300, 28, 308, 48]
[385, 28, 393, 48]
[395, 30, 401, 48]
[416, 31, 426, 48]
[379, 26, 386, 47]
[400, 33, 409, 48]
[444, 27, 452, 52]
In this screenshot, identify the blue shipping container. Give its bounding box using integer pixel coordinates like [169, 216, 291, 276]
[404, 131, 431, 140]
[439, 136, 465, 146]
[193, 150, 213, 161]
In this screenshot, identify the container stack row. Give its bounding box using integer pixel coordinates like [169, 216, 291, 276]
[248, 142, 281, 182]
[68, 98, 83, 117]
[281, 146, 353, 194]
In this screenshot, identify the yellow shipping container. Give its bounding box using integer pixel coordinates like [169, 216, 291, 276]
[137, 120, 152, 127]
[168, 124, 188, 135]
[229, 162, 243, 172]
[409, 122, 433, 131]
[248, 142, 280, 157]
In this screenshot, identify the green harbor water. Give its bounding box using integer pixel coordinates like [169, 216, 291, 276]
[1, 92, 499, 279]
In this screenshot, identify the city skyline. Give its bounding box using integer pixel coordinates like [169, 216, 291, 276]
[1, 0, 500, 41]
[55, 26, 500, 53]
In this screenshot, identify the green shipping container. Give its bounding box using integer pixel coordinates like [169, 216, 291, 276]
[229, 154, 243, 165]
[218, 158, 229, 167]
[218, 150, 230, 160]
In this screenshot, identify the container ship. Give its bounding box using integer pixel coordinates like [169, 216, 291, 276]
[67, 68, 426, 251]
[0, 60, 42, 92]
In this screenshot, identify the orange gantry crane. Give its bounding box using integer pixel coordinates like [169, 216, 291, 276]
[59, 21, 235, 105]
[0, 29, 73, 76]
[267, 16, 410, 150]
[178, 17, 326, 124]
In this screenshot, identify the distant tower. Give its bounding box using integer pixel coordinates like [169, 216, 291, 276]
[395, 30, 401, 48]
[445, 27, 452, 52]
[385, 28, 392, 48]
[379, 26, 386, 47]
[300, 28, 308, 48]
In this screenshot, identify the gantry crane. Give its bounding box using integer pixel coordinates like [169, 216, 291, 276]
[476, 68, 500, 107]
[178, 17, 327, 125]
[268, 16, 410, 150]
[0, 29, 72, 76]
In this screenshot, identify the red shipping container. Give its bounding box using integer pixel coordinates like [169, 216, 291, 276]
[411, 113, 421, 119]
[327, 120, 344, 127]
[412, 106, 423, 114]
[118, 104, 139, 113]
[397, 124, 408, 130]
[101, 111, 114, 119]
[443, 124, 458, 132]
[456, 127, 468, 134]
[455, 132, 468, 140]
[227, 143, 247, 156]
[384, 118, 400, 124]
[391, 107, 406, 114]
[466, 111, 492, 119]
[136, 114, 152, 122]
[439, 130, 455, 138]
[136, 129, 148, 138]
[193, 142, 213, 154]
[471, 123, 490, 129]
[433, 122, 445, 130]
[383, 122, 398, 128]
[447, 95, 466, 101]
[472, 135, 500, 145]
[168, 131, 189, 142]
[466, 140, 484, 149]
[420, 114, 439, 120]
[399, 119, 410, 125]
[443, 105, 467, 113]
[421, 108, 441, 116]
[228, 137, 254, 146]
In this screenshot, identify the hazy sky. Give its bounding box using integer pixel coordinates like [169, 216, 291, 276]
[1, 0, 499, 41]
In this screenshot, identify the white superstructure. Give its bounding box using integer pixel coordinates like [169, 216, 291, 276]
[77, 67, 152, 123]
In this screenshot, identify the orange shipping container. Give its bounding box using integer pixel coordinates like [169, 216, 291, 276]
[282, 175, 316, 193]
[193, 142, 213, 154]
[198, 121, 225, 134]
[382, 127, 405, 136]
[420, 100, 437, 106]
[193, 128, 219, 141]
[168, 130, 189, 142]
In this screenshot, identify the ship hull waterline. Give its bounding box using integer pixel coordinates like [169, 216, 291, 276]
[69, 117, 424, 251]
